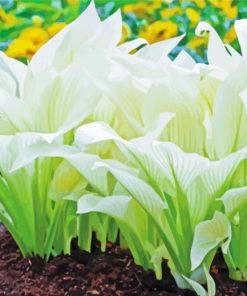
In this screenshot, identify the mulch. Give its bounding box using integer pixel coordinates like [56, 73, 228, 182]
[0, 225, 246, 296]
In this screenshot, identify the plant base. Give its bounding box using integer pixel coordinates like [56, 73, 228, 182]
[229, 268, 247, 281]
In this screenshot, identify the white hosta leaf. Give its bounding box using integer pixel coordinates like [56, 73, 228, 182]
[195, 149, 247, 197]
[0, 135, 14, 172]
[75, 122, 177, 196]
[75, 121, 176, 196]
[225, 44, 242, 60]
[131, 112, 175, 150]
[0, 89, 33, 134]
[191, 212, 231, 270]
[11, 138, 75, 172]
[0, 132, 64, 173]
[221, 186, 247, 218]
[0, 69, 17, 95]
[12, 140, 117, 198]
[29, 2, 100, 73]
[187, 148, 247, 226]
[212, 61, 247, 158]
[12, 65, 101, 134]
[235, 19, 247, 58]
[87, 62, 147, 138]
[174, 50, 196, 70]
[142, 76, 205, 154]
[92, 96, 142, 140]
[78, 194, 132, 220]
[0, 67, 101, 135]
[203, 111, 215, 159]
[196, 22, 241, 71]
[92, 161, 167, 223]
[240, 87, 247, 120]
[152, 141, 209, 193]
[75, 121, 125, 148]
[65, 153, 112, 196]
[100, 9, 122, 47]
[197, 67, 221, 119]
[118, 38, 147, 53]
[49, 160, 87, 200]
[0, 52, 27, 96]
[136, 34, 185, 62]
[43, 67, 101, 133]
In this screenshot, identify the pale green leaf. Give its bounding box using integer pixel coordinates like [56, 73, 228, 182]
[221, 186, 247, 218]
[92, 161, 167, 223]
[191, 212, 231, 270]
[182, 276, 208, 296]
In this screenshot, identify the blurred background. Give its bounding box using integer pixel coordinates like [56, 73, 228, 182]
[0, 0, 246, 63]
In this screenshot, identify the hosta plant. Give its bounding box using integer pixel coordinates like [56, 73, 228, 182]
[0, 133, 78, 258]
[0, 1, 190, 259]
[2, 2, 247, 296]
[190, 22, 247, 283]
[0, 2, 152, 257]
[74, 121, 247, 294]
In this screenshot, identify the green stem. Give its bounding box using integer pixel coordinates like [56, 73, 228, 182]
[229, 268, 247, 281]
[170, 167, 193, 274]
[0, 211, 28, 257]
[238, 203, 247, 270]
[44, 201, 64, 261]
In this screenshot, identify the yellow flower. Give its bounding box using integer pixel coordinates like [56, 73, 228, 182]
[0, 7, 17, 28]
[120, 22, 132, 43]
[32, 15, 44, 27]
[208, 0, 222, 7]
[20, 27, 49, 47]
[6, 39, 36, 60]
[188, 36, 207, 49]
[123, 1, 162, 17]
[161, 7, 182, 19]
[186, 8, 200, 24]
[221, 3, 238, 19]
[145, 0, 163, 12]
[47, 22, 67, 37]
[6, 27, 49, 60]
[140, 21, 178, 44]
[209, 0, 238, 19]
[224, 25, 237, 44]
[194, 0, 206, 9]
[67, 0, 79, 4]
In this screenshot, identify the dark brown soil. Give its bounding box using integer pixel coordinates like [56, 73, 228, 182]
[0, 225, 246, 296]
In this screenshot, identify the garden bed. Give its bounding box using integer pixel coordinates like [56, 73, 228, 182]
[0, 225, 246, 296]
